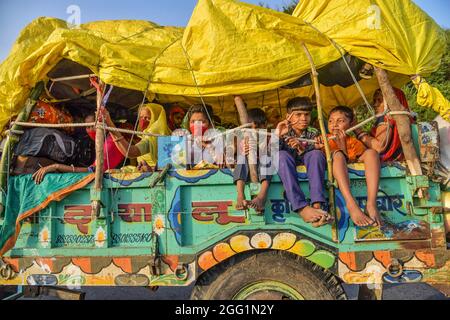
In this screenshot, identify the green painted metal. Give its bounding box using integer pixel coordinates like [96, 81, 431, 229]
[2, 164, 440, 256]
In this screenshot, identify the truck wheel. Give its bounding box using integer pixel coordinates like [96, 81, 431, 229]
[191, 250, 346, 300]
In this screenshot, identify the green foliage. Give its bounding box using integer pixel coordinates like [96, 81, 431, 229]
[281, 0, 298, 14]
[258, 0, 298, 14]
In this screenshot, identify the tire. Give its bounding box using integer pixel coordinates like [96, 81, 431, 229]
[191, 250, 347, 300]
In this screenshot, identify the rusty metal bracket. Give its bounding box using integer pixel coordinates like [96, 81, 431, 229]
[90, 189, 107, 219]
[0, 259, 16, 280]
[175, 264, 189, 281]
[149, 164, 171, 188]
[386, 259, 404, 278]
[406, 175, 429, 198]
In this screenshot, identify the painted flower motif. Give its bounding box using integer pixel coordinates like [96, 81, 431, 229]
[272, 233, 296, 250]
[94, 227, 106, 248]
[212, 243, 235, 262]
[198, 251, 218, 271]
[250, 232, 272, 249]
[230, 235, 252, 253]
[288, 239, 315, 257]
[153, 215, 165, 236]
[39, 226, 50, 248]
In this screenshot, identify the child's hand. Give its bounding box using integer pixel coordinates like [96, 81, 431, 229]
[137, 161, 155, 173]
[275, 120, 289, 137]
[239, 140, 250, 156]
[315, 136, 325, 149]
[285, 137, 304, 153]
[97, 106, 114, 127]
[335, 129, 348, 153]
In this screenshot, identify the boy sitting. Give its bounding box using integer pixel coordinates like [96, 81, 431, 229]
[276, 97, 333, 228]
[234, 107, 272, 213]
[318, 106, 382, 227]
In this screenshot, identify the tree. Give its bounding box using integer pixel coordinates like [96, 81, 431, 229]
[281, 0, 298, 14]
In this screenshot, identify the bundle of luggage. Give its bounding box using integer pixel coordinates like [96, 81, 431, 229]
[12, 101, 95, 175]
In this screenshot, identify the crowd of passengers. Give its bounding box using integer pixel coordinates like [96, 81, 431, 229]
[11, 87, 413, 229]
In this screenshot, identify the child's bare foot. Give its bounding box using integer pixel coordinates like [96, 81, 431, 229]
[236, 194, 247, 210]
[312, 202, 321, 210]
[366, 204, 382, 227]
[248, 196, 266, 213]
[348, 203, 374, 227]
[308, 203, 334, 227]
[298, 206, 331, 226]
[312, 213, 334, 228]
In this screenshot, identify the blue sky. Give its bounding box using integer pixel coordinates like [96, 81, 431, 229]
[0, 0, 448, 62]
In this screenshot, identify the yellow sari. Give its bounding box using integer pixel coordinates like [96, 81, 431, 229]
[138, 103, 172, 167]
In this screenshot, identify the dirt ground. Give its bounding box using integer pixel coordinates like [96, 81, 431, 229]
[3, 283, 447, 300]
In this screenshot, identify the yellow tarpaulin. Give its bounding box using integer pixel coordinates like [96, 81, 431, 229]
[293, 0, 448, 120]
[0, 0, 447, 131]
[413, 76, 450, 122]
[293, 0, 446, 76]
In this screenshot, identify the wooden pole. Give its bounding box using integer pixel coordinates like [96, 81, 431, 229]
[234, 96, 259, 183]
[374, 68, 424, 179]
[92, 80, 105, 217]
[302, 44, 337, 237]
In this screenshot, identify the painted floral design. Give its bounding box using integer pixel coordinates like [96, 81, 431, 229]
[153, 214, 166, 236]
[198, 232, 336, 272]
[39, 226, 50, 248]
[94, 227, 106, 248]
[250, 232, 272, 249]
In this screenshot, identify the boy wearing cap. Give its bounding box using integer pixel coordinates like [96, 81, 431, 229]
[275, 97, 333, 228]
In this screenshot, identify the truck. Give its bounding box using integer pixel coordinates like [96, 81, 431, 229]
[0, 0, 448, 300]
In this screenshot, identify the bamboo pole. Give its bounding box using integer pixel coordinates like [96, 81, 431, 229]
[374, 68, 425, 185]
[0, 82, 44, 215]
[234, 96, 259, 183]
[92, 80, 105, 217]
[302, 44, 337, 233]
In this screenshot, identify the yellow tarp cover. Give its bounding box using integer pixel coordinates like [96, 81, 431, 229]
[412, 76, 450, 122]
[293, 0, 446, 76]
[0, 0, 447, 131]
[293, 0, 448, 119]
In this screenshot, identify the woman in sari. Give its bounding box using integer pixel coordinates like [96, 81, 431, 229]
[354, 88, 414, 162]
[99, 103, 171, 171]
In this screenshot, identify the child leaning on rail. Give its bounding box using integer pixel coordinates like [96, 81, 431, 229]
[275, 97, 333, 228]
[316, 106, 382, 227]
[233, 97, 272, 213]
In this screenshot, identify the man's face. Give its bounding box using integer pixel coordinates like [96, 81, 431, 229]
[328, 111, 351, 133]
[288, 111, 311, 130]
